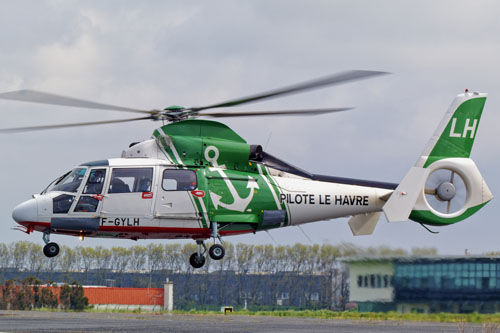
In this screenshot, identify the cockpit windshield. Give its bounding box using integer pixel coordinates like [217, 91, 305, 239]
[49, 168, 88, 193]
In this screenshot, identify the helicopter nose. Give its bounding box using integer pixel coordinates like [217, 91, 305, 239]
[12, 199, 38, 223]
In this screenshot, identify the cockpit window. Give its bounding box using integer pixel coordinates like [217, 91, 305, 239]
[74, 196, 100, 213]
[53, 194, 75, 214]
[73, 168, 107, 213]
[83, 169, 107, 194]
[51, 168, 87, 193]
[108, 168, 153, 193]
[41, 171, 70, 194]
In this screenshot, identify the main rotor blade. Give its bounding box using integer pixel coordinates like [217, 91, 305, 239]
[0, 116, 152, 133]
[191, 70, 389, 112]
[0, 90, 152, 114]
[199, 107, 352, 118]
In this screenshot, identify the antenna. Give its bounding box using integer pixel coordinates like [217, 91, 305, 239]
[297, 225, 313, 244]
[265, 230, 278, 244]
[264, 132, 273, 150]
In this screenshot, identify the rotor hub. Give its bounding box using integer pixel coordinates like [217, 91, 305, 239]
[436, 182, 456, 201]
[152, 107, 190, 122]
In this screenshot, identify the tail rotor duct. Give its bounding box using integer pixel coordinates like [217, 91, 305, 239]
[424, 168, 467, 214]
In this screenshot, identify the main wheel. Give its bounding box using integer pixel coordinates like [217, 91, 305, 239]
[43, 242, 60, 258]
[189, 253, 206, 268]
[209, 244, 225, 260]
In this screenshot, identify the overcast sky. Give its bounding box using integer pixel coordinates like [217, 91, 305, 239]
[1, 0, 499, 255]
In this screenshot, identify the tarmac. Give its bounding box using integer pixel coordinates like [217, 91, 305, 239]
[0, 310, 489, 332]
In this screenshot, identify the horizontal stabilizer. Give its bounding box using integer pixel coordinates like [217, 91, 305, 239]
[348, 212, 382, 236]
[383, 167, 430, 222]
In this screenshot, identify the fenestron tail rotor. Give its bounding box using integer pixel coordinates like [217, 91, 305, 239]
[424, 169, 467, 214]
[0, 70, 389, 133]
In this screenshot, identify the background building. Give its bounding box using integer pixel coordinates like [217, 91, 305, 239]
[0, 271, 336, 310]
[343, 256, 500, 313]
[85, 284, 172, 311]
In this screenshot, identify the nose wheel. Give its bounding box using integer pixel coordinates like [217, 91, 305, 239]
[42, 229, 60, 258]
[189, 240, 207, 269]
[43, 242, 60, 258]
[189, 252, 206, 268]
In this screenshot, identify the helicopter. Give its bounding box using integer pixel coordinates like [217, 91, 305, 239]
[1, 70, 493, 268]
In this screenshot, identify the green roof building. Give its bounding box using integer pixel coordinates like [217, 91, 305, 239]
[342, 256, 500, 313]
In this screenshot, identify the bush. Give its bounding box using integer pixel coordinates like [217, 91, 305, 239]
[69, 283, 88, 311]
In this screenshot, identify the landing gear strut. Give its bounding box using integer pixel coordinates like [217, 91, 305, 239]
[208, 222, 225, 260]
[188, 223, 226, 269]
[42, 229, 60, 258]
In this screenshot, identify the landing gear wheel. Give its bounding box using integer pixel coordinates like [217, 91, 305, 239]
[43, 242, 60, 258]
[189, 253, 206, 268]
[209, 244, 225, 260]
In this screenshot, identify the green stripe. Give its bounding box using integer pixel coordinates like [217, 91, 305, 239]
[154, 132, 178, 164]
[183, 166, 207, 228]
[191, 196, 208, 228]
[409, 201, 489, 226]
[262, 165, 291, 226]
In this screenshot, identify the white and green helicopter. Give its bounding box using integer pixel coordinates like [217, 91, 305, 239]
[2, 71, 492, 268]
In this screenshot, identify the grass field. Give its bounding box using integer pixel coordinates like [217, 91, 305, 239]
[166, 309, 500, 325]
[52, 306, 500, 325]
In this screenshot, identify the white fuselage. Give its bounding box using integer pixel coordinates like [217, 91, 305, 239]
[12, 139, 393, 240]
[272, 176, 391, 226]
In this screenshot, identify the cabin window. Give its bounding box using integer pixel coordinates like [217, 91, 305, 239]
[108, 168, 153, 193]
[162, 169, 197, 191]
[52, 168, 87, 193]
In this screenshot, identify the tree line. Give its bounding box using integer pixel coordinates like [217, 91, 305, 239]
[0, 240, 437, 274]
[0, 241, 437, 310]
[0, 277, 88, 311]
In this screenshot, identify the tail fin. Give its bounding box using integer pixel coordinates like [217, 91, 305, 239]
[418, 92, 487, 167]
[383, 91, 493, 225]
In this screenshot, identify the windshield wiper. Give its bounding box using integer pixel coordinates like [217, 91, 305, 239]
[41, 171, 70, 194]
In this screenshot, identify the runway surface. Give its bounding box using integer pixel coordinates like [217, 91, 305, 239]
[0, 310, 488, 332]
